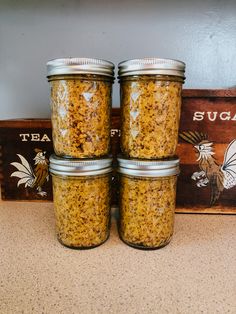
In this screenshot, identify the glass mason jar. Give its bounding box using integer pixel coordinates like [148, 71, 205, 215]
[118, 58, 185, 159]
[49, 155, 112, 249]
[118, 157, 179, 249]
[47, 58, 114, 158]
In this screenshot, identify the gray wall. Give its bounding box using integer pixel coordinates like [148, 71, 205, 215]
[0, 0, 236, 119]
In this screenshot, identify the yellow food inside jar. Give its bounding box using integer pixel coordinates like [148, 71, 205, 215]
[52, 174, 111, 248]
[119, 175, 177, 248]
[49, 75, 112, 158]
[120, 76, 182, 159]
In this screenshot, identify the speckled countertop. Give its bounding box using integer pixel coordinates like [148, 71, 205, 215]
[0, 201, 236, 314]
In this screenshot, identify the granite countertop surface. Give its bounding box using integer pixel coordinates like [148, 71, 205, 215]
[0, 201, 236, 314]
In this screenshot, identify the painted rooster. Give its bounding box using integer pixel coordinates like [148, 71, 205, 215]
[11, 149, 49, 196]
[179, 131, 236, 206]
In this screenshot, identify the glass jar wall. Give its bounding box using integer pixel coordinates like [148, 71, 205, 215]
[47, 58, 114, 158]
[50, 155, 112, 249]
[118, 157, 179, 249]
[118, 58, 185, 159]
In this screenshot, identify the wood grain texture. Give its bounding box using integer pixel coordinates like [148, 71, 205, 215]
[176, 165, 235, 207]
[0, 127, 53, 200]
[182, 89, 236, 97]
[179, 98, 236, 143]
[0, 119, 51, 128]
[175, 207, 236, 214]
[176, 143, 228, 164]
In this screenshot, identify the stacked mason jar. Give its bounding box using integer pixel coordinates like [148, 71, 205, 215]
[47, 57, 185, 250]
[47, 58, 115, 249]
[117, 58, 185, 249]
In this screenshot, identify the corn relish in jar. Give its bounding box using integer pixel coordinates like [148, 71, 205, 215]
[49, 155, 112, 249]
[47, 58, 114, 158]
[118, 58, 185, 159]
[118, 157, 179, 249]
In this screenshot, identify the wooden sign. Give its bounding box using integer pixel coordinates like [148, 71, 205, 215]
[0, 119, 53, 201]
[0, 89, 236, 214]
[176, 89, 236, 214]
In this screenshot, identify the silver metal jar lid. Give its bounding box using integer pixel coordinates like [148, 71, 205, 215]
[117, 157, 180, 177]
[49, 155, 113, 176]
[118, 58, 185, 78]
[47, 58, 115, 78]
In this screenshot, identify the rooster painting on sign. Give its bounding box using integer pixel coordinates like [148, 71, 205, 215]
[10, 149, 49, 197]
[179, 131, 236, 206]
